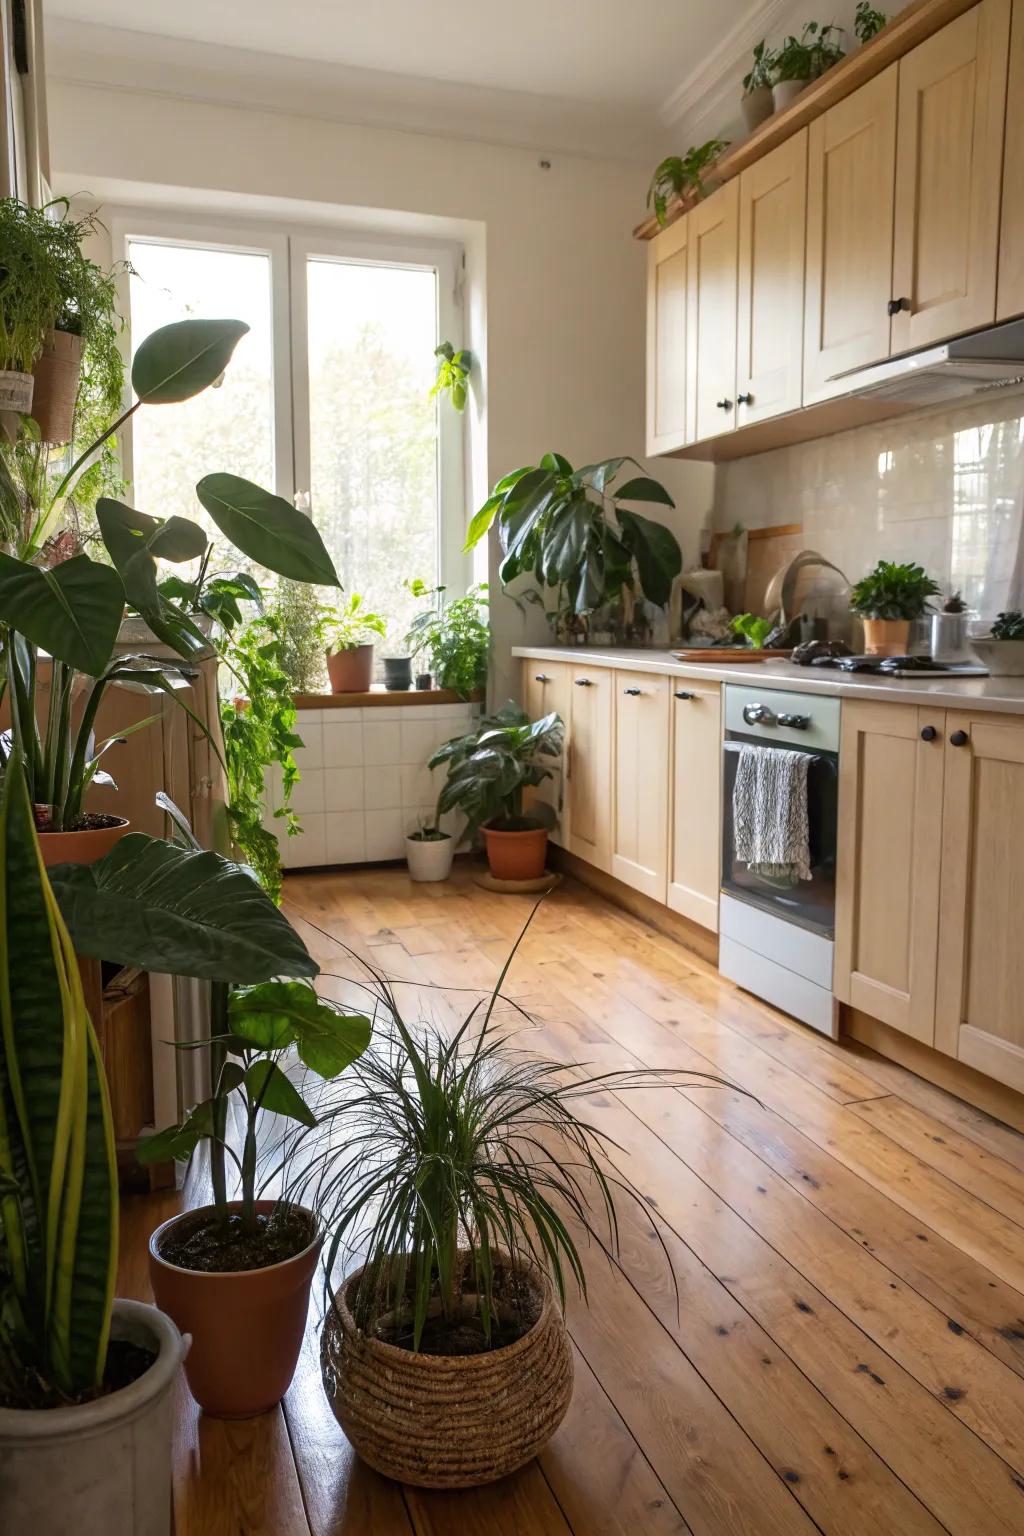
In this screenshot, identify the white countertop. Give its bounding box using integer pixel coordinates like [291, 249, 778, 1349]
[511, 645, 1024, 716]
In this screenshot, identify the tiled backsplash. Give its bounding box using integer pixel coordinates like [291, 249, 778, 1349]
[264, 701, 480, 868]
[712, 391, 1024, 619]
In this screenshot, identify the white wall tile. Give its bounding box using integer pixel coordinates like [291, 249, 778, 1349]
[294, 709, 324, 727]
[284, 813, 325, 867]
[400, 717, 446, 765]
[323, 720, 364, 767]
[400, 761, 438, 806]
[363, 721, 401, 765]
[289, 768, 325, 814]
[323, 766, 364, 813]
[365, 808, 405, 861]
[326, 811, 366, 864]
[291, 719, 323, 772]
[364, 765, 402, 810]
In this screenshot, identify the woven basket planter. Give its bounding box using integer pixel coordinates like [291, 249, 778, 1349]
[321, 1256, 573, 1487]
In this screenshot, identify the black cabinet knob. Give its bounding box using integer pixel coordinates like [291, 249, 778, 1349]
[716, 398, 734, 410]
[534, 673, 549, 683]
[574, 677, 592, 687]
[950, 729, 969, 747]
[887, 296, 910, 316]
[737, 392, 753, 405]
[674, 689, 694, 699]
[920, 725, 937, 742]
[623, 686, 642, 696]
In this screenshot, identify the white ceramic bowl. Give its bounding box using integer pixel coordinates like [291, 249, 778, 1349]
[968, 636, 1024, 675]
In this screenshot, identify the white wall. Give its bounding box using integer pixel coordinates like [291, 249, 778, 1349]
[47, 74, 713, 702]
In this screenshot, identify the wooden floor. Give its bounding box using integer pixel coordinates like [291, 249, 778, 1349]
[119, 862, 1024, 1536]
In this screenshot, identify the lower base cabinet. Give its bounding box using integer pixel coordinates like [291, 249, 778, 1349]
[566, 663, 613, 872]
[522, 661, 571, 846]
[612, 672, 671, 901]
[667, 680, 722, 931]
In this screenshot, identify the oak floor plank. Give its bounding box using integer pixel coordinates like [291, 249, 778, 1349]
[402, 1465, 574, 1536]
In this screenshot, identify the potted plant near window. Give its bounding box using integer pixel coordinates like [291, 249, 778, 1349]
[323, 594, 387, 693]
[429, 702, 564, 881]
[771, 23, 846, 111]
[741, 40, 776, 131]
[850, 559, 941, 655]
[969, 610, 1024, 675]
[0, 753, 188, 1535]
[404, 577, 489, 698]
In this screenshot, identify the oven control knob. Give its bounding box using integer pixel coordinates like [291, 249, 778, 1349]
[920, 725, 937, 742]
[778, 713, 809, 729]
[743, 703, 776, 726]
[950, 729, 970, 747]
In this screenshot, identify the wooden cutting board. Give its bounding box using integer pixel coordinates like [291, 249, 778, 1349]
[671, 647, 791, 663]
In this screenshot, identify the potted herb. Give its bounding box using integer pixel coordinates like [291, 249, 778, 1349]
[404, 578, 489, 697]
[742, 40, 776, 131]
[272, 578, 331, 694]
[850, 560, 941, 656]
[646, 138, 729, 226]
[429, 340, 472, 412]
[771, 23, 846, 111]
[970, 611, 1024, 675]
[323, 594, 387, 692]
[0, 752, 188, 1534]
[465, 454, 681, 633]
[931, 591, 973, 662]
[429, 702, 564, 881]
[405, 815, 455, 882]
[854, 1, 888, 44]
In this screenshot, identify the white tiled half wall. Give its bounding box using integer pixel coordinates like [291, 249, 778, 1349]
[264, 702, 481, 869]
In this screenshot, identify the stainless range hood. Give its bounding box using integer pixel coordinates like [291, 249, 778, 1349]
[832, 317, 1024, 405]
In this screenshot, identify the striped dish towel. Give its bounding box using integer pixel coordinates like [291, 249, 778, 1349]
[732, 743, 812, 884]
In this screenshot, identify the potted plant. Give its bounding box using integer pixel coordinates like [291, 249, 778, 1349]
[47, 814, 372, 1418]
[272, 577, 332, 694]
[0, 752, 188, 1534]
[646, 138, 729, 226]
[931, 591, 973, 662]
[742, 40, 776, 131]
[429, 702, 564, 881]
[465, 454, 681, 633]
[382, 653, 414, 691]
[429, 340, 472, 412]
[854, 1, 888, 44]
[969, 610, 1024, 675]
[323, 593, 387, 692]
[850, 559, 941, 656]
[0, 196, 65, 412]
[297, 928, 732, 1488]
[405, 815, 455, 882]
[404, 577, 490, 697]
[771, 23, 846, 111]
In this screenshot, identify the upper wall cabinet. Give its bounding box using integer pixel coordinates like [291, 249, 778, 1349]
[646, 216, 690, 454]
[687, 179, 739, 442]
[890, 0, 1011, 352]
[804, 68, 898, 402]
[997, 0, 1024, 318]
[736, 130, 808, 426]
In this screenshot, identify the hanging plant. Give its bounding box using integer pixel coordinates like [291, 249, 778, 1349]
[429, 341, 472, 412]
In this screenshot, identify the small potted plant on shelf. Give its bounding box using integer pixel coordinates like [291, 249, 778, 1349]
[741, 40, 776, 131]
[969, 610, 1024, 675]
[850, 559, 941, 656]
[404, 577, 490, 698]
[646, 138, 729, 226]
[405, 812, 455, 882]
[771, 23, 846, 112]
[0, 196, 65, 413]
[0, 753, 188, 1535]
[854, 1, 888, 45]
[429, 702, 564, 882]
[323, 593, 387, 693]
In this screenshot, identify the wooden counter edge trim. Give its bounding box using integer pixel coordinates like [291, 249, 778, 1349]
[293, 688, 484, 710]
[550, 847, 720, 967]
[843, 1006, 1024, 1135]
[633, 0, 982, 240]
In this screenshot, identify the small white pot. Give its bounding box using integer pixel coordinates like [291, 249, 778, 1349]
[405, 832, 455, 882]
[968, 636, 1024, 675]
[741, 86, 774, 132]
[0, 1298, 188, 1535]
[772, 78, 809, 111]
[0, 369, 35, 412]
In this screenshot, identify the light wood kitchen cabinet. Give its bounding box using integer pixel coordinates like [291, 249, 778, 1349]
[935, 712, 1024, 1091]
[646, 215, 690, 454]
[667, 680, 721, 932]
[521, 659, 570, 846]
[803, 66, 898, 401]
[687, 179, 739, 442]
[834, 700, 945, 1043]
[997, 0, 1024, 319]
[890, 0, 1011, 352]
[735, 131, 807, 426]
[566, 664, 613, 872]
[611, 672, 670, 901]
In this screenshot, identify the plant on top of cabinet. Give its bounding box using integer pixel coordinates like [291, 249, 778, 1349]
[853, 1, 888, 44]
[969, 610, 1024, 675]
[771, 23, 846, 111]
[646, 138, 729, 226]
[404, 577, 489, 697]
[429, 340, 472, 412]
[465, 453, 681, 633]
[742, 40, 777, 131]
[429, 701, 564, 881]
[322, 592, 387, 693]
[850, 559, 940, 656]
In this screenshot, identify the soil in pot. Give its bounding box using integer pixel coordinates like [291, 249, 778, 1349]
[482, 819, 548, 880]
[370, 1258, 541, 1356]
[158, 1205, 314, 1273]
[0, 1337, 157, 1412]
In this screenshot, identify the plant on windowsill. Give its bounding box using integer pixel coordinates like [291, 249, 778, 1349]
[428, 701, 564, 883]
[646, 138, 729, 227]
[741, 40, 776, 132]
[322, 593, 387, 693]
[771, 23, 846, 112]
[272, 578, 332, 694]
[850, 559, 941, 656]
[429, 340, 472, 413]
[403, 577, 489, 698]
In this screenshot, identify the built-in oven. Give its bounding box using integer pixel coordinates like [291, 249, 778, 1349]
[719, 685, 841, 1038]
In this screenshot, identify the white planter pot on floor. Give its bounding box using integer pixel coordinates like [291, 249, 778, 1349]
[405, 832, 455, 882]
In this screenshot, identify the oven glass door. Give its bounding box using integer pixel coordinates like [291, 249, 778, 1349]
[721, 734, 838, 937]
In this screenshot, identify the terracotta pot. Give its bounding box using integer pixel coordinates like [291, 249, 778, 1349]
[39, 816, 130, 868]
[148, 1200, 322, 1418]
[31, 329, 83, 443]
[327, 644, 374, 692]
[482, 823, 548, 880]
[862, 617, 912, 657]
[321, 1253, 573, 1488]
[741, 85, 774, 132]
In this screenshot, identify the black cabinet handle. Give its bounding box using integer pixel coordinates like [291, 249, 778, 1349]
[920, 725, 937, 742]
[950, 729, 969, 747]
[574, 677, 592, 687]
[737, 392, 753, 405]
[623, 686, 642, 696]
[716, 397, 734, 410]
[674, 689, 694, 700]
[534, 673, 549, 682]
[887, 296, 910, 316]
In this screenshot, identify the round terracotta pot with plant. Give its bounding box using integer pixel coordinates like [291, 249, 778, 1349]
[323, 592, 387, 693]
[38, 812, 131, 867]
[850, 559, 941, 657]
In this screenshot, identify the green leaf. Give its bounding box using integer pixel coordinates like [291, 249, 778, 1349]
[244, 1060, 316, 1127]
[464, 494, 502, 551]
[0, 552, 124, 676]
[136, 1099, 216, 1165]
[613, 476, 676, 508]
[541, 497, 594, 587]
[49, 834, 318, 983]
[196, 474, 341, 586]
[229, 981, 371, 1078]
[616, 507, 682, 607]
[131, 319, 249, 405]
[539, 452, 573, 474]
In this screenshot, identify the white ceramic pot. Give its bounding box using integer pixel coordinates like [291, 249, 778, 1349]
[405, 832, 455, 882]
[772, 78, 809, 111]
[741, 86, 774, 132]
[968, 636, 1024, 675]
[0, 1298, 188, 1535]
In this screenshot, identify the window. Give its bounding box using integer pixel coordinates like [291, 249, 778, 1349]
[118, 217, 466, 641]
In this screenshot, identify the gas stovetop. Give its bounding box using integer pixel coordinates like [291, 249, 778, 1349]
[808, 654, 988, 677]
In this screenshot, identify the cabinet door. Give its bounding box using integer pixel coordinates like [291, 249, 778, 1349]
[567, 666, 613, 872]
[612, 673, 670, 901]
[935, 713, 1024, 1090]
[687, 180, 739, 442]
[667, 680, 721, 932]
[834, 701, 944, 1042]
[890, 0, 1011, 352]
[736, 131, 807, 427]
[521, 660, 570, 846]
[803, 67, 898, 402]
[646, 217, 690, 454]
[997, 0, 1024, 319]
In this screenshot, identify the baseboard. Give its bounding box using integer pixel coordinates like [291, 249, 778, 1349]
[550, 847, 720, 967]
